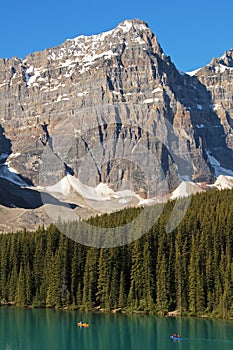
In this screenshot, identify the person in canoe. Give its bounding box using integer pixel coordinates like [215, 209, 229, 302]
[77, 321, 89, 327]
[170, 333, 181, 340]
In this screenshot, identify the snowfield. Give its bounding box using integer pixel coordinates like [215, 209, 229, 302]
[1, 160, 233, 214]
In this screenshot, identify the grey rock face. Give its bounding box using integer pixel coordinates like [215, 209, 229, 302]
[0, 19, 233, 199]
[195, 49, 233, 170]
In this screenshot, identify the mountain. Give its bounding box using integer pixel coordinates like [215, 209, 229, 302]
[189, 49, 233, 173]
[0, 19, 233, 232]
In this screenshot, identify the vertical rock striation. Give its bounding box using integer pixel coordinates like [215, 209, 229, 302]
[0, 19, 232, 196]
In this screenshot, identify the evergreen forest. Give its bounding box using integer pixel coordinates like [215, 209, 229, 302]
[0, 188, 233, 318]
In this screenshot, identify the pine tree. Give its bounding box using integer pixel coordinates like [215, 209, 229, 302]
[82, 248, 99, 310]
[156, 254, 169, 315]
[16, 264, 26, 305]
[128, 238, 144, 309]
[96, 249, 111, 310]
[118, 271, 127, 308]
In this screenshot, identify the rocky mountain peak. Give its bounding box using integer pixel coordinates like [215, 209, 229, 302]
[66, 18, 154, 45]
[115, 18, 164, 57]
[116, 18, 150, 31]
[0, 19, 233, 232]
[61, 18, 164, 63]
[15, 18, 165, 95]
[195, 49, 233, 165]
[218, 49, 233, 67]
[207, 49, 233, 71]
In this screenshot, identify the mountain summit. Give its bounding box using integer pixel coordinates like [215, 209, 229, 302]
[0, 19, 233, 231]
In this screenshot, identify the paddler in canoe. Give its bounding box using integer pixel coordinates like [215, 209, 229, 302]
[77, 321, 89, 327]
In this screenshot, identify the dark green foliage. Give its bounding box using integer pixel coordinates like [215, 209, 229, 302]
[0, 189, 233, 318]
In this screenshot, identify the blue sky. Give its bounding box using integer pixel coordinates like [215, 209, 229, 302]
[1, 0, 232, 71]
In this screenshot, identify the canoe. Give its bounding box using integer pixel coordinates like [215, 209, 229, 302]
[170, 335, 182, 340]
[77, 323, 89, 327]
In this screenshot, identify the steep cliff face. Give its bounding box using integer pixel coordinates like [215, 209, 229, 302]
[194, 49, 233, 172]
[0, 19, 233, 202]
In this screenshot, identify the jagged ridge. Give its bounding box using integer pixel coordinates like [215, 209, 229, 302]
[0, 19, 233, 232]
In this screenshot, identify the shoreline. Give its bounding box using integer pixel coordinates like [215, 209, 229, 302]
[1, 302, 233, 321]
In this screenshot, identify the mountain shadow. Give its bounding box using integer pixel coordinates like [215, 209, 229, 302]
[0, 178, 78, 209]
[0, 125, 12, 164]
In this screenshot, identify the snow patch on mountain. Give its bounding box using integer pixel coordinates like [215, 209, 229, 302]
[45, 176, 72, 196]
[23, 20, 153, 88]
[42, 173, 158, 213]
[211, 175, 233, 190]
[0, 164, 29, 186]
[206, 150, 233, 177]
[170, 181, 203, 200]
[186, 68, 201, 76]
[213, 64, 233, 74]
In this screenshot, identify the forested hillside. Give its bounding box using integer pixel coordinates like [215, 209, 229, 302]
[0, 188, 233, 318]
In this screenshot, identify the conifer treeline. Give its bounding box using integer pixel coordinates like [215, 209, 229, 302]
[0, 189, 233, 318]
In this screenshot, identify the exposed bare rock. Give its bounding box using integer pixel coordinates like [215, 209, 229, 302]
[194, 49, 233, 170]
[0, 19, 233, 231]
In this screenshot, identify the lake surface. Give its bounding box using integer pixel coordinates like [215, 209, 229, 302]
[1, 307, 233, 350]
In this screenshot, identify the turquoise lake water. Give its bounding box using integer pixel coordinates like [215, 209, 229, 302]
[1, 307, 233, 350]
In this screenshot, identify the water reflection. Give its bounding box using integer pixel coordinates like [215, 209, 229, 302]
[1, 307, 233, 350]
